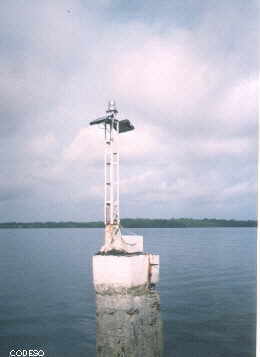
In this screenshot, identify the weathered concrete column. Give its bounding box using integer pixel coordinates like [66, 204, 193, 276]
[93, 234, 162, 356]
[96, 290, 163, 357]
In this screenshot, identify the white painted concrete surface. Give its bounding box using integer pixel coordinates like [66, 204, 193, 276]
[149, 254, 160, 285]
[93, 254, 149, 293]
[93, 253, 160, 293]
[121, 235, 143, 253]
[149, 254, 159, 265]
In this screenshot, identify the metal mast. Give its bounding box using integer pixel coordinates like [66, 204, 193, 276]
[90, 101, 134, 237]
[104, 101, 120, 226]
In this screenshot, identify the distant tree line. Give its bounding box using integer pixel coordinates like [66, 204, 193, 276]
[0, 221, 104, 229]
[120, 218, 257, 228]
[0, 218, 256, 229]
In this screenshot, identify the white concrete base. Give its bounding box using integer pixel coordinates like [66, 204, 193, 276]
[121, 235, 143, 253]
[93, 253, 159, 294]
[100, 226, 143, 254]
[149, 254, 160, 285]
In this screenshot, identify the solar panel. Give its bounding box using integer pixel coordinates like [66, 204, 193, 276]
[113, 119, 134, 133]
[90, 117, 134, 133]
[118, 119, 135, 133]
[90, 115, 111, 126]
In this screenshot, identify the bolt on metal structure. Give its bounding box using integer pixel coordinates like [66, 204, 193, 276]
[90, 101, 134, 240]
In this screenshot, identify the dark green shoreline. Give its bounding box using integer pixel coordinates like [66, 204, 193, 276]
[0, 218, 256, 229]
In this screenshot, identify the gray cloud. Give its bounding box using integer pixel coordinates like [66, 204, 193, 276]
[0, 0, 257, 221]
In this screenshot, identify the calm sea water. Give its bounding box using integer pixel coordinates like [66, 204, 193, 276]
[0, 228, 256, 357]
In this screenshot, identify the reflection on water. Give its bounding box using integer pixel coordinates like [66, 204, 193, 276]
[96, 290, 163, 356]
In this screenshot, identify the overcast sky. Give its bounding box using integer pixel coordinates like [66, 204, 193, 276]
[0, 0, 258, 222]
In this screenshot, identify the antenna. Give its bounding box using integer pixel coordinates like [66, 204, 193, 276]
[90, 101, 134, 245]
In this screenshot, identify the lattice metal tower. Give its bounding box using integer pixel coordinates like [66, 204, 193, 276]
[90, 101, 134, 231]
